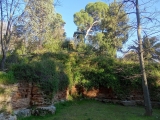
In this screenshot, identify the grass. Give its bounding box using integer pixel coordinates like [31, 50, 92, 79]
[18, 99, 160, 120]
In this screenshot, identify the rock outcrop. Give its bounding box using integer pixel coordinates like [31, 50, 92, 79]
[0, 113, 17, 120]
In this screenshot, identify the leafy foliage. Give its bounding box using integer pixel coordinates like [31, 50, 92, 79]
[143, 36, 160, 61]
[0, 71, 16, 84]
[73, 1, 129, 57]
[1, 50, 160, 101]
[71, 54, 142, 97]
[0, 0, 159, 105]
[12, 53, 69, 93]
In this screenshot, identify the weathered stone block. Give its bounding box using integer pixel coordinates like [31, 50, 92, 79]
[14, 108, 31, 117]
[12, 98, 30, 109]
[121, 100, 136, 106]
[0, 113, 17, 120]
[31, 105, 56, 116]
[135, 100, 144, 106]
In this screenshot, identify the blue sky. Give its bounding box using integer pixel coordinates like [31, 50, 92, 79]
[55, 0, 108, 38]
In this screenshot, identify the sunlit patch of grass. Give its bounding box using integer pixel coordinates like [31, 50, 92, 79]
[19, 99, 160, 120]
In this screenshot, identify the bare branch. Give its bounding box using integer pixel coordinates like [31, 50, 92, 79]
[53, 0, 61, 7]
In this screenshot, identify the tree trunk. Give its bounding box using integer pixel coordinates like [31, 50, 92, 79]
[0, 1, 6, 71]
[1, 49, 6, 71]
[135, 0, 152, 116]
[84, 20, 99, 43]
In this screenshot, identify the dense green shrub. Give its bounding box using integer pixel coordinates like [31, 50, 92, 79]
[12, 63, 34, 81]
[71, 55, 140, 92]
[0, 71, 16, 84]
[79, 56, 119, 89]
[3, 51, 159, 101]
[11, 53, 69, 93]
[145, 63, 160, 101]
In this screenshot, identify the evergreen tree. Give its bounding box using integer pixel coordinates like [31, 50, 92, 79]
[102, 1, 129, 54]
[73, 1, 129, 57]
[23, 0, 55, 52]
[143, 36, 160, 61]
[74, 2, 108, 43]
[44, 13, 65, 52]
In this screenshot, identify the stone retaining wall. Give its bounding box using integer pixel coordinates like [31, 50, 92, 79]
[11, 82, 31, 109]
[11, 83, 53, 109]
[0, 82, 55, 111]
[0, 83, 159, 112]
[69, 85, 144, 101]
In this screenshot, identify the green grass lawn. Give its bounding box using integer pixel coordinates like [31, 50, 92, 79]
[19, 99, 160, 120]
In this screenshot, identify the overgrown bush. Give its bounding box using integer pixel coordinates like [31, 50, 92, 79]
[145, 63, 160, 101]
[11, 53, 69, 93]
[3, 51, 159, 101]
[71, 55, 137, 90]
[0, 71, 16, 84]
[70, 55, 158, 99]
